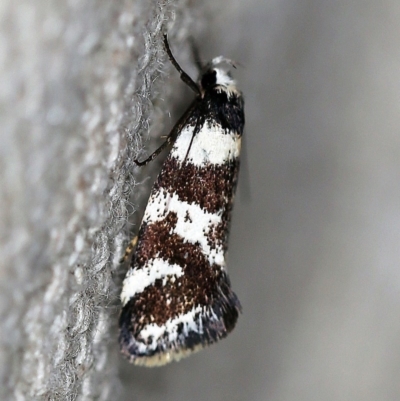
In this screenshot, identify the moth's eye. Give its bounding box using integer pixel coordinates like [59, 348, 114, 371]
[201, 70, 217, 90]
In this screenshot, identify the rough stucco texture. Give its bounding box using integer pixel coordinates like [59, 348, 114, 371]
[0, 0, 203, 399]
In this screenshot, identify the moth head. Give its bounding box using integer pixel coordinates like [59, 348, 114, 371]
[200, 56, 237, 93]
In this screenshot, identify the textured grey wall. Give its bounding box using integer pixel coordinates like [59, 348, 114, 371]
[0, 0, 204, 399]
[2, 0, 400, 400]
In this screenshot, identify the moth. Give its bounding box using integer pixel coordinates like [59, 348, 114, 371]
[119, 35, 245, 366]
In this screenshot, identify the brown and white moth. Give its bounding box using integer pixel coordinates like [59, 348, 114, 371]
[119, 35, 245, 367]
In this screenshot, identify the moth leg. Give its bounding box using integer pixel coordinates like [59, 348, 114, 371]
[135, 35, 201, 167]
[183, 113, 203, 163]
[134, 136, 174, 166]
[134, 99, 198, 166]
[119, 236, 138, 264]
[163, 34, 201, 96]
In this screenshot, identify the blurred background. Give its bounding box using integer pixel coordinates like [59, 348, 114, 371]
[1, 0, 400, 400]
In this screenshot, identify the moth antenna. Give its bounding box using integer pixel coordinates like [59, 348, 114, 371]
[163, 34, 201, 96]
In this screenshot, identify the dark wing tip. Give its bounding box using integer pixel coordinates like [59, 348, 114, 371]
[119, 286, 241, 367]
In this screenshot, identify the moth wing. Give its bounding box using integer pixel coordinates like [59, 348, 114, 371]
[119, 118, 242, 366]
